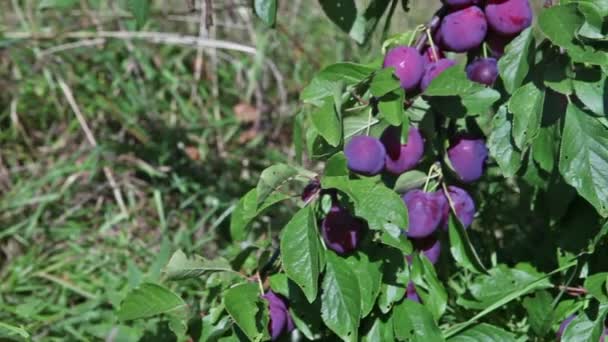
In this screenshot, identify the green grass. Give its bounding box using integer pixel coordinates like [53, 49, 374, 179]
[0, 1, 446, 340]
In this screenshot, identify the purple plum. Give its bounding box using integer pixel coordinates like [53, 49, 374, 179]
[301, 179, 320, 204]
[406, 282, 420, 302]
[485, 0, 532, 36]
[440, 6, 488, 52]
[380, 126, 425, 175]
[466, 58, 499, 85]
[402, 190, 444, 238]
[383, 46, 425, 91]
[420, 58, 457, 91]
[448, 137, 489, 183]
[446, 186, 476, 228]
[486, 30, 514, 58]
[345, 135, 387, 176]
[321, 205, 365, 255]
[263, 291, 295, 340]
[411, 235, 441, 264]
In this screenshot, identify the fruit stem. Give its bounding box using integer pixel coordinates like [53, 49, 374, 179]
[482, 42, 489, 59]
[414, 5, 447, 52]
[423, 163, 439, 192]
[256, 271, 265, 295]
[426, 28, 439, 62]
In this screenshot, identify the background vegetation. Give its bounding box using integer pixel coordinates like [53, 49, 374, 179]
[0, 0, 437, 340]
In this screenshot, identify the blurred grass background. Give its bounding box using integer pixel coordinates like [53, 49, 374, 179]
[0, 0, 439, 340]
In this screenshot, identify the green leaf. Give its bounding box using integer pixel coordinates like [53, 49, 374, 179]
[345, 251, 383, 318]
[310, 97, 342, 147]
[424, 67, 500, 114]
[118, 283, 188, 335]
[448, 214, 487, 274]
[224, 283, 268, 342]
[0, 322, 30, 339]
[164, 250, 235, 281]
[362, 314, 394, 342]
[522, 290, 554, 336]
[321, 177, 408, 239]
[253, 0, 277, 27]
[468, 264, 552, 306]
[343, 115, 381, 140]
[498, 27, 535, 94]
[230, 188, 290, 241]
[444, 261, 576, 339]
[378, 90, 405, 126]
[509, 82, 546, 150]
[318, 0, 360, 42]
[559, 103, 608, 217]
[573, 69, 607, 117]
[539, 4, 584, 48]
[393, 170, 427, 193]
[301, 63, 375, 104]
[38, 0, 79, 9]
[411, 256, 448, 320]
[447, 323, 516, 342]
[370, 68, 401, 97]
[392, 300, 444, 342]
[127, 0, 150, 29]
[378, 283, 406, 314]
[562, 305, 608, 342]
[256, 164, 299, 206]
[321, 252, 361, 342]
[584, 272, 608, 303]
[488, 106, 522, 177]
[280, 206, 322, 303]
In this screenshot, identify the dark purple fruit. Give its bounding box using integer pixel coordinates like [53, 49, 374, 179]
[321, 205, 365, 255]
[485, 0, 532, 36]
[411, 235, 441, 264]
[466, 58, 499, 85]
[381, 126, 425, 175]
[421, 58, 456, 91]
[448, 137, 489, 183]
[446, 186, 476, 228]
[383, 46, 425, 91]
[262, 291, 294, 340]
[402, 190, 444, 238]
[440, 6, 488, 52]
[345, 135, 387, 176]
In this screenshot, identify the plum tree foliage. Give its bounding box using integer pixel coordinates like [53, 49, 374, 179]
[118, 0, 608, 341]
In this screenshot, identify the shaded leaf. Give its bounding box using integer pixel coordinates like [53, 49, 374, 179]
[498, 28, 535, 94]
[224, 283, 269, 342]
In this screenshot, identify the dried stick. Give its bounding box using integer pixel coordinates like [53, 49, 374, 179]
[57, 78, 129, 217]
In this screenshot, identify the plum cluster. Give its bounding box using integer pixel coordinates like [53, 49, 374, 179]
[384, 0, 532, 91]
[327, 124, 488, 302]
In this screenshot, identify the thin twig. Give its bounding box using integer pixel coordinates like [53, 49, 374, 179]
[5, 30, 257, 54]
[57, 77, 129, 217]
[414, 6, 447, 52]
[38, 38, 106, 57]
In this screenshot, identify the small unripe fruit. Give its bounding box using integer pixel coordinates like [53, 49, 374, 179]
[421, 58, 456, 91]
[411, 235, 441, 264]
[485, 0, 533, 36]
[263, 291, 295, 340]
[402, 190, 444, 238]
[446, 186, 476, 228]
[448, 138, 489, 182]
[345, 135, 387, 176]
[321, 205, 365, 255]
[466, 58, 499, 85]
[381, 126, 425, 175]
[440, 6, 488, 52]
[383, 46, 425, 91]
[406, 282, 420, 302]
